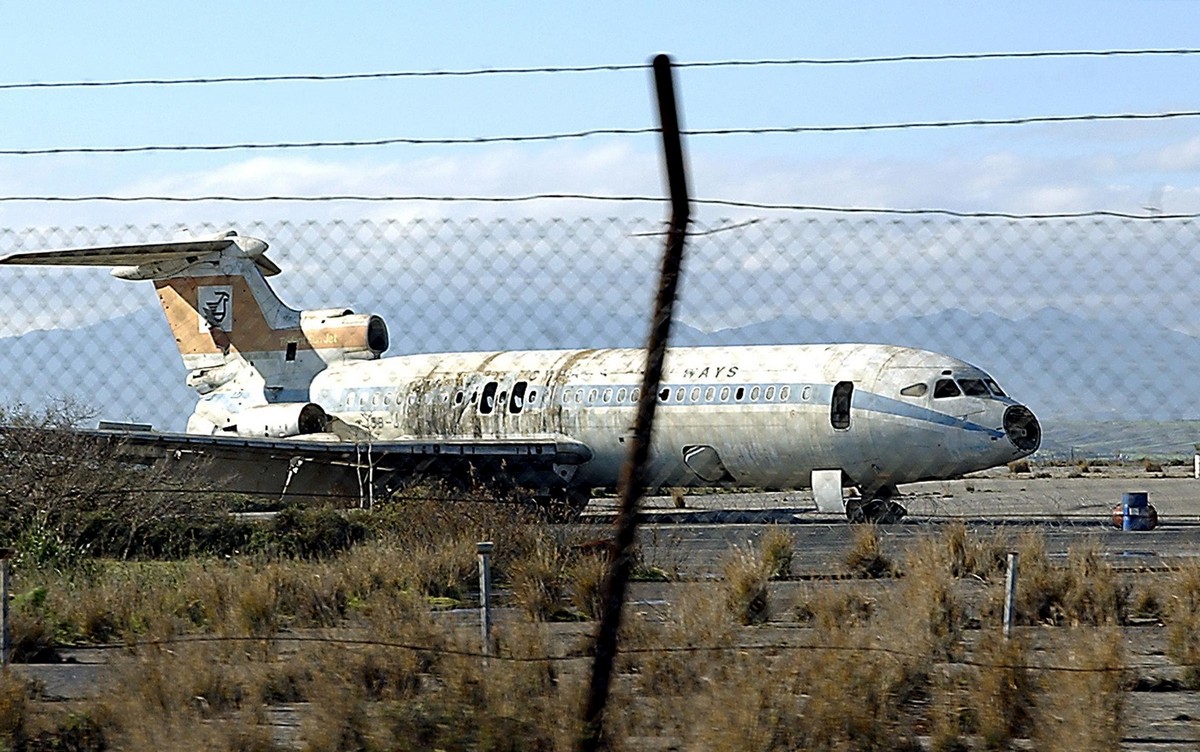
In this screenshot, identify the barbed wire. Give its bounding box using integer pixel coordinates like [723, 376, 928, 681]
[58, 631, 1160, 674]
[3, 49, 1200, 90]
[0, 193, 1190, 220]
[44, 485, 1137, 527]
[4, 110, 1198, 157]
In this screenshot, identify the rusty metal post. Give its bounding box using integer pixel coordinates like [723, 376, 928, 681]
[1003, 552, 1018, 639]
[579, 53, 690, 752]
[477, 541, 494, 663]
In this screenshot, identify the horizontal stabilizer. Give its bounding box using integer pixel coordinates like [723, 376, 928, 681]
[0, 233, 280, 278]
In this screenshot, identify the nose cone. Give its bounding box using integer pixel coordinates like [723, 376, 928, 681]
[1004, 405, 1041, 454]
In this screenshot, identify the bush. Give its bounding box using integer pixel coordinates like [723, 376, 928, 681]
[266, 506, 369, 560]
[845, 525, 894, 578]
[760, 525, 795, 580]
[722, 546, 769, 625]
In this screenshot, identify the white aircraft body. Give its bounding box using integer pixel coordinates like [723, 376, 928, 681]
[0, 231, 1041, 522]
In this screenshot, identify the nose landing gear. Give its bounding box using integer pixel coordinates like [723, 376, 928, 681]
[845, 485, 906, 524]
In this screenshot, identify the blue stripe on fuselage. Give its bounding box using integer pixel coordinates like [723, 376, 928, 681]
[315, 381, 1007, 440]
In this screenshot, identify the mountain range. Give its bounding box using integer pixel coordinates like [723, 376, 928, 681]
[4, 302, 1198, 457]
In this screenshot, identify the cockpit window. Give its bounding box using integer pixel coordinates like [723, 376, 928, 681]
[933, 379, 961, 398]
[900, 383, 928, 398]
[957, 378, 990, 397]
[985, 378, 1006, 397]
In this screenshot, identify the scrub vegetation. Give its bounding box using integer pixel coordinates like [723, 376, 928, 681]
[0, 414, 1180, 750]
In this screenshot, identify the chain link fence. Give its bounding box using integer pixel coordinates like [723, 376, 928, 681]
[2, 216, 1199, 458]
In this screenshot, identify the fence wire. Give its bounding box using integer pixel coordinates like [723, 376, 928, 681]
[2, 216, 1199, 458]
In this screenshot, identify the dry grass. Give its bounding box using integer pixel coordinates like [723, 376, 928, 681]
[1031, 628, 1126, 751]
[721, 545, 771, 626]
[0, 506, 1152, 750]
[759, 525, 795, 580]
[1007, 458, 1031, 474]
[1165, 563, 1200, 687]
[935, 521, 1010, 580]
[1009, 533, 1128, 627]
[845, 524, 895, 578]
[897, 537, 967, 662]
[968, 629, 1036, 749]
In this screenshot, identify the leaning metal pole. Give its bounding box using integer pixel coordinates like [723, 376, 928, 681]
[579, 53, 691, 752]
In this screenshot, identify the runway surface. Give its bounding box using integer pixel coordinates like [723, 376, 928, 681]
[584, 465, 1200, 577]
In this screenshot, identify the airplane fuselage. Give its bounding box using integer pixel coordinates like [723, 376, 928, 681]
[301, 342, 1038, 495]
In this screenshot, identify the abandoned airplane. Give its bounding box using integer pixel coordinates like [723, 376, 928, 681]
[0, 230, 1041, 522]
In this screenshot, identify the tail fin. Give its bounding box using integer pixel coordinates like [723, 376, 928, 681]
[0, 230, 388, 427]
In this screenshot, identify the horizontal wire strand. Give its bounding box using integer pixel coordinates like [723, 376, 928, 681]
[3, 110, 1198, 155]
[64, 632, 1154, 673]
[3, 48, 1200, 89]
[0, 193, 1191, 219]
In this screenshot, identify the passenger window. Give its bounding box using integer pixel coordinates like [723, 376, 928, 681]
[720, 386, 730, 401]
[765, 386, 776, 401]
[958, 379, 990, 397]
[675, 387, 685, 402]
[588, 388, 598, 404]
[735, 386, 745, 401]
[659, 387, 670, 402]
[603, 388, 613, 403]
[509, 381, 527, 413]
[480, 381, 498, 414]
[455, 391, 464, 405]
[933, 379, 961, 398]
[705, 387, 715, 401]
[527, 388, 538, 405]
[831, 381, 853, 430]
[900, 383, 928, 398]
[631, 388, 640, 402]
[690, 387, 701, 402]
[750, 386, 761, 401]
[780, 386, 790, 401]
[617, 388, 627, 402]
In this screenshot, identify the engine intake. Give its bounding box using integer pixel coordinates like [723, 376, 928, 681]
[299, 309, 389, 362]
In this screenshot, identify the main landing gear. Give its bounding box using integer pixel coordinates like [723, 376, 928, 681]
[845, 486, 907, 524]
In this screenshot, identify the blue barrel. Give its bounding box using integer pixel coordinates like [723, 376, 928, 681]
[1122, 492, 1150, 531]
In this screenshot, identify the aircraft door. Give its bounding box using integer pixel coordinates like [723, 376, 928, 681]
[830, 381, 853, 430]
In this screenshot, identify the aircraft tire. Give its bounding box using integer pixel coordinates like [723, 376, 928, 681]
[846, 498, 907, 524]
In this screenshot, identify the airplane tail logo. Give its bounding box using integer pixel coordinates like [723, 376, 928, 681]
[198, 286, 233, 333]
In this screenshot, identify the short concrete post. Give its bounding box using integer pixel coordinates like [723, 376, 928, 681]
[477, 541, 494, 662]
[1003, 552, 1019, 639]
[0, 548, 13, 668]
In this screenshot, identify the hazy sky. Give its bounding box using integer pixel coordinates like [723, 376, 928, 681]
[4, 1, 1200, 230]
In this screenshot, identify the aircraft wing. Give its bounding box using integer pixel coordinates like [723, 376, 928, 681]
[0, 425, 593, 503]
